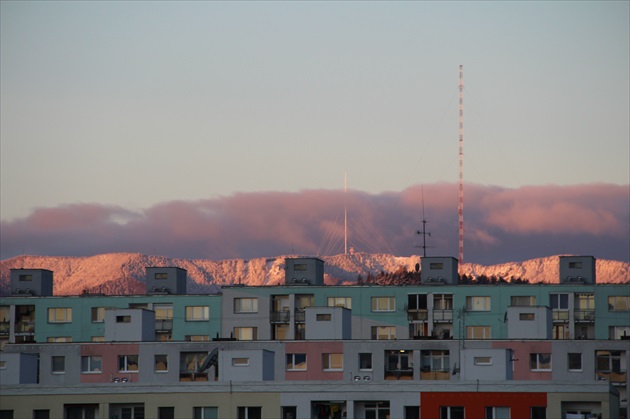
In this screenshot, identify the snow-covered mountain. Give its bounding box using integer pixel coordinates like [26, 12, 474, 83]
[1, 253, 628, 296]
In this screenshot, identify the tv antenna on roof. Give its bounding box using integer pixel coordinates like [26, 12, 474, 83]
[415, 185, 433, 257]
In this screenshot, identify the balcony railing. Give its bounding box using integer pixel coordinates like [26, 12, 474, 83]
[596, 369, 627, 385]
[155, 319, 173, 331]
[574, 309, 595, 322]
[294, 310, 306, 323]
[15, 321, 35, 334]
[407, 310, 428, 321]
[420, 369, 450, 380]
[270, 311, 291, 323]
[433, 309, 453, 322]
[384, 370, 414, 380]
[552, 310, 569, 321]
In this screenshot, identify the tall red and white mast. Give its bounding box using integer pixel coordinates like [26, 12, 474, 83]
[458, 65, 464, 264]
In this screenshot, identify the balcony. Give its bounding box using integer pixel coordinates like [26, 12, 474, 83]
[420, 368, 450, 380]
[0, 321, 9, 335]
[596, 369, 627, 385]
[433, 309, 453, 322]
[270, 311, 290, 323]
[385, 369, 414, 380]
[155, 319, 173, 332]
[407, 310, 428, 322]
[294, 310, 306, 323]
[552, 310, 569, 321]
[574, 309, 595, 322]
[15, 321, 35, 334]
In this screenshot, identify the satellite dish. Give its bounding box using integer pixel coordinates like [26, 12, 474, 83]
[199, 348, 219, 372]
[415, 263, 420, 272]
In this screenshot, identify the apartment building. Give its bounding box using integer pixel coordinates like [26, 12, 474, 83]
[0, 256, 628, 419]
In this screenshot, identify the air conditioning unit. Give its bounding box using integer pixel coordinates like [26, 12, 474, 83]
[301, 278, 309, 284]
[363, 376, 371, 381]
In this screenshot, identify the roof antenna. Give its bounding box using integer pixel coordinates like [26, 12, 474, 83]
[416, 185, 432, 257]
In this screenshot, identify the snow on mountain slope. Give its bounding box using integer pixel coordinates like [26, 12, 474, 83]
[1, 253, 628, 296]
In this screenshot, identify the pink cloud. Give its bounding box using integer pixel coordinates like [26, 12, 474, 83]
[1, 183, 628, 265]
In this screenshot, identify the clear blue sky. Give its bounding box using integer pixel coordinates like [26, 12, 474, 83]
[2, 1, 629, 221]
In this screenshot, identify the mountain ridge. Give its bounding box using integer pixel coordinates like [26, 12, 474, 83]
[1, 252, 628, 296]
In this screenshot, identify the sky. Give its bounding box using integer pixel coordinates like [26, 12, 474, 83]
[1, 2, 629, 264]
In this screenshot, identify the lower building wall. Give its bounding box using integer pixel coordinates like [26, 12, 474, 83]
[420, 392, 547, 419]
[0, 392, 281, 419]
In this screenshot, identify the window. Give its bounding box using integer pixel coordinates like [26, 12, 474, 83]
[51, 356, 65, 373]
[154, 304, 173, 320]
[155, 355, 168, 372]
[180, 352, 209, 381]
[371, 297, 395, 312]
[568, 353, 582, 371]
[48, 308, 72, 323]
[360, 353, 373, 370]
[286, 353, 307, 371]
[282, 407, 297, 419]
[33, 410, 50, 419]
[440, 406, 464, 419]
[433, 294, 453, 310]
[47, 336, 72, 342]
[91, 307, 105, 323]
[519, 313, 535, 321]
[365, 402, 390, 419]
[550, 293, 569, 309]
[193, 407, 218, 419]
[485, 407, 510, 419]
[596, 350, 622, 378]
[609, 326, 630, 339]
[232, 357, 250, 366]
[568, 261, 582, 269]
[327, 297, 351, 309]
[119, 355, 139, 372]
[529, 353, 551, 371]
[530, 406, 546, 419]
[185, 335, 209, 342]
[466, 296, 491, 311]
[430, 262, 444, 269]
[474, 357, 492, 366]
[91, 336, 105, 342]
[64, 405, 98, 419]
[385, 350, 413, 379]
[316, 313, 331, 321]
[322, 353, 343, 371]
[81, 356, 102, 373]
[155, 272, 168, 280]
[116, 315, 131, 323]
[608, 296, 630, 311]
[234, 327, 257, 340]
[234, 298, 258, 313]
[421, 350, 450, 372]
[185, 306, 209, 321]
[511, 296, 535, 306]
[19, 274, 32, 281]
[237, 407, 261, 419]
[158, 407, 174, 419]
[294, 263, 307, 271]
[0, 361, 6, 369]
[371, 326, 396, 340]
[466, 326, 491, 339]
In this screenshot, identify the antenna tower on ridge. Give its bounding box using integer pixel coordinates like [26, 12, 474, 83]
[458, 65, 464, 264]
[416, 186, 432, 257]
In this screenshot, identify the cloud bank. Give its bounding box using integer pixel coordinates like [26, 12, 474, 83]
[1, 183, 628, 265]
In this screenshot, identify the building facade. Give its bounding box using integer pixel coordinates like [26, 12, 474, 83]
[0, 256, 628, 419]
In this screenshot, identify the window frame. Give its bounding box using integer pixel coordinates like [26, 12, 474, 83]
[466, 325, 491, 339]
[47, 307, 72, 323]
[371, 325, 396, 340]
[567, 353, 582, 372]
[608, 296, 630, 311]
[155, 354, 168, 373]
[234, 298, 258, 314]
[91, 307, 105, 323]
[51, 356, 65, 374]
[474, 356, 492, 366]
[118, 354, 139, 372]
[232, 357, 250, 366]
[322, 353, 343, 371]
[371, 296, 396, 312]
[185, 306, 209, 321]
[466, 296, 491, 311]
[193, 407, 218, 419]
[81, 356, 102, 374]
[529, 353, 552, 372]
[286, 353, 307, 371]
[327, 296, 352, 309]
[233, 327, 257, 341]
[359, 353, 373, 371]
